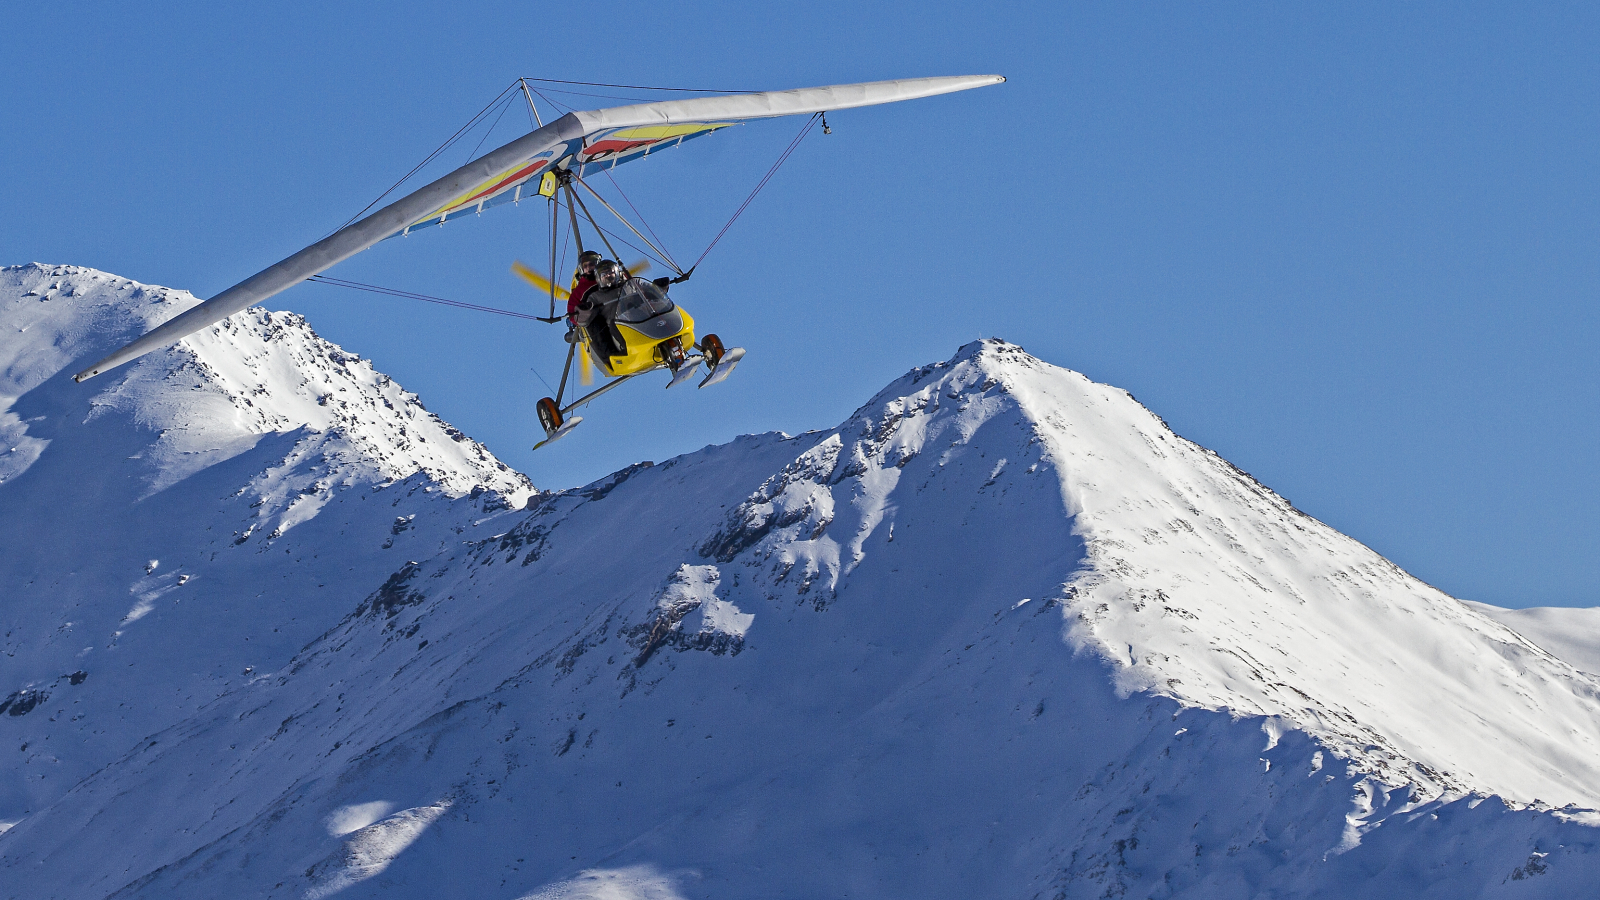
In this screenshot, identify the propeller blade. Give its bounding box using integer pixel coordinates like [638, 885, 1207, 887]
[626, 259, 651, 277]
[512, 260, 569, 301]
[580, 345, 593, 386]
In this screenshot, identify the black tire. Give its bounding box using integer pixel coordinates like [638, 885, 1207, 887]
[536, 397, 562, 433]
[701, 333, 725, 368]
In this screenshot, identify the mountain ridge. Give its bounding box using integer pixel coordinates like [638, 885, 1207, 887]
[2, 265, 1598, 898]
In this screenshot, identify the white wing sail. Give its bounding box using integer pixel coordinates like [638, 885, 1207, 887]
[75, 75, 1004, 382]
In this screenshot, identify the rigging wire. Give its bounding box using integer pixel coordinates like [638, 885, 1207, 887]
[525, 87, 674, 104]
[567, 184, 622, 261]
[533, 85, 816, 274]
[520, 77, 754, 94]
[528, 364, 557, 396]
[531, 87, 787, 275]
[528, 87, 574, 115]
[465, 91, 518, 164]
[328, 81, 523, 237]
[533, 85, 820, 273]
[603, 169, 675, 270]
[691, 112, 822, 270]
[307, 275, 544, 321]
[552, 191, 669, 271]
[571, 174, 682, 274]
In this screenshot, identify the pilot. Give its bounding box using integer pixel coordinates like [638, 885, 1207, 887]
[573, 259, 630, 357]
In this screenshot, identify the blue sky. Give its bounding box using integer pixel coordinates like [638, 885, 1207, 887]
[3, 1, 1595, 608]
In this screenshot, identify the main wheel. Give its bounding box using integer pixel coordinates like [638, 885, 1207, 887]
[536, 397, 562, 433]
[701, 333, 725, 368]
[659, 336, 687, 370]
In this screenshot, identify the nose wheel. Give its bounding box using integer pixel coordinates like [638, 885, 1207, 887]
[700, 333, 725, 368]
[660, 337, 688, 371]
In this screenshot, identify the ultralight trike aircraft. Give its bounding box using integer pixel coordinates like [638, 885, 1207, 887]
[511, 247, 741, 448]
[72, 75, 1004, 449]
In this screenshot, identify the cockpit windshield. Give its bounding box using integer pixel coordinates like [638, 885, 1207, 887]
[612, 279, 676, 324]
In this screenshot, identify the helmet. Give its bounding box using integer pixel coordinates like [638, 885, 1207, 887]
[577, 250, 601, 275]
[595, 259, 626, 289]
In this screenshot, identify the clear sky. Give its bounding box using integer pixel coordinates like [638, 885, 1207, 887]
[3, 1, 1595, 608]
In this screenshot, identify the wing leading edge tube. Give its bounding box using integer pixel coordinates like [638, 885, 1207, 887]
[75, 74, 1004, 383]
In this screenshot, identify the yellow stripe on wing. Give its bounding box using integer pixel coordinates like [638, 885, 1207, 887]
[604, 123, 734, 140]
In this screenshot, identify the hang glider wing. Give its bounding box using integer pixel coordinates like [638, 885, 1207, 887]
[75, 74, 1004, 382]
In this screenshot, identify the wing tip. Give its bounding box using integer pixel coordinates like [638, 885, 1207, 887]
[75, 346, 130, 383]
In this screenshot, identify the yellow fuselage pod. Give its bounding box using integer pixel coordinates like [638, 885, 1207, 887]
[587, 306, 696, 378]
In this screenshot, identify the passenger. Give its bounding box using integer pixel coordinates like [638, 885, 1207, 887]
[566, 250, 602, 322]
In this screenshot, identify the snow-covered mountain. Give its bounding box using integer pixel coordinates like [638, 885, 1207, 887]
[0, 264, 532, 829]
[2, 264, 1598, 898]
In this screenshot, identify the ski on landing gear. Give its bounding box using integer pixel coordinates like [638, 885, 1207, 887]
[666, 357, 703, 389]
[534, 416, 582, 450]
[700, 347, 745, 388]
[534, 397, 583, 449]
[695, 334, 745, 389]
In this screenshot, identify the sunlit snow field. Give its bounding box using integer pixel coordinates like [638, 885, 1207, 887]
[1, 265, 1597, 898]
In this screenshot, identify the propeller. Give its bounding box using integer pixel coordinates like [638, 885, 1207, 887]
[513, 259, 651, 297]
[512, 260, 567, 300]
[512, 257, 651, 388]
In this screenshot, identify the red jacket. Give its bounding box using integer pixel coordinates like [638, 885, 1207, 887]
[567, 276, 597, 319]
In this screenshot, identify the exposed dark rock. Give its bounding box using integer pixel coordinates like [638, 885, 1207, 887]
[1, 689, 48, 717]
[581, 461, 653, 502]
[357, 561, 425, 621]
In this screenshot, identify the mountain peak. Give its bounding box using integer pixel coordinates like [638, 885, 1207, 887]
[954, 344, 1600, 808]
[1, 263, 531, 501]
[702, 336, 1600, 809]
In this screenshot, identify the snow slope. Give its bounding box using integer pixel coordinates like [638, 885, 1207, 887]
[2, 280, 1598, 898]
[989, 346, 1600, 809]
[0, 264, 532, 826]
[1470, 602, 1600, 678]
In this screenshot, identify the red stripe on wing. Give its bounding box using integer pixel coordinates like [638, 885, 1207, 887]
[457, 159, 549, 209]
